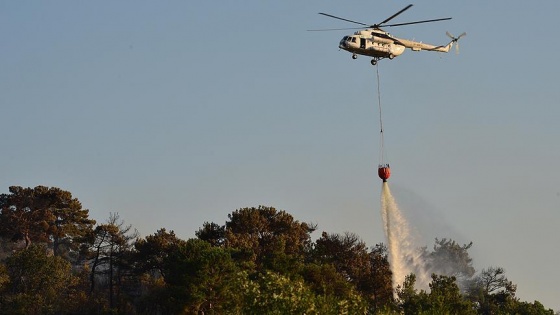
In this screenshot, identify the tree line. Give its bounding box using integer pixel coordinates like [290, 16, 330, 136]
[0, 185, 556, 314]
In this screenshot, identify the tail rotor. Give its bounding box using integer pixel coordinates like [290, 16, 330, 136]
[446, 31, 466, 54]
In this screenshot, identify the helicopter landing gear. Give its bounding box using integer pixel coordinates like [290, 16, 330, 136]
[352, 54, 357, 60]
[389, 54, 395, 60]
[371, 57, 382, 66]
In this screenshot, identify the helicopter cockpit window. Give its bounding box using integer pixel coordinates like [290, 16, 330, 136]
[343, 36, 349, 41]
[351, 37, 356, 43]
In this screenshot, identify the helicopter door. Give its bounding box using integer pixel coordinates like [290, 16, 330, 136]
[360, 38, 366, 49]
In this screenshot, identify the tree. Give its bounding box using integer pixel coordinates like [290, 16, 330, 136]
[467, 266, 518, 315]
[0, 263, 10, 310]
[0, 186, 54, 248]
[134, 228, 185, 278]
[476, 266, 516, 296]
[427, 274, 475, 314]
[195, 222, 225, 247]
[2, 245, 84, 314]
[224, 206, 315, 272]
[0, 186, 95, 259]
[396, 274, 428, 315]
[242, 270, 367, 315]
[513, 300, 555, 315]
[160, 238, 244, 314]
[301, 262, 356, 298]
[311, 232, 370, 282]
[88, 213, 138, 312]
[426, 238, 475, 289]
[396, 274, 476, 315]
[309, 232, 394, 312]
[368, 243, 394, 311]
[132, 229, 187, 314]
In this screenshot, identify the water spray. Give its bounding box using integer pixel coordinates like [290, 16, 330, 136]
[381, 183, 431, 293]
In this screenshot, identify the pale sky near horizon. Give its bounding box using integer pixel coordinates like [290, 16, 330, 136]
[2, 0, 559, 310]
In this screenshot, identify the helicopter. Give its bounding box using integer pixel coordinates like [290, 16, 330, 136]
[312, 4, 466, 65]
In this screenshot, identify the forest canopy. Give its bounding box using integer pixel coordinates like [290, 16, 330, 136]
[0, 186, 556, 315]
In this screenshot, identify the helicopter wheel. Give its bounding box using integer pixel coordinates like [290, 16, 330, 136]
[389, 54, 395, 60]
[371, 59, 377, 66]
[352, 54, 357, 60]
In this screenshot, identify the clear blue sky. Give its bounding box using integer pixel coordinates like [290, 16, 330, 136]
[2, 0, 559, 310]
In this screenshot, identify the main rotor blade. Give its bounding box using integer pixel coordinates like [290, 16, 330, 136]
[307, 27, 365, 32]
[318, 13, 368, 26]
[383, 17, 451, 27]
[377, 4, 413, 26]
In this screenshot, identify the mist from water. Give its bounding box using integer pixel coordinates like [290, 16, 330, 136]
[381, 182, 431, 292]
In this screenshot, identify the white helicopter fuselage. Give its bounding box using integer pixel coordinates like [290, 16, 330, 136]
[339, 29, 453, 60]
[339, 29, 405, 59]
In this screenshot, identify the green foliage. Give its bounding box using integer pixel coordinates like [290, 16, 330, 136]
[368, 243, 394, 310]
[2, 245, 84, 314]
[309, 232, 394, 311]
[241, 270, 316, 314]
[396, 274, 475, 315]
[195, 222, 225, 247]
[0, 186, 95, 260]
[302, 262, 355, 298]
[312, 232, 370, 281]
[397, 274, 423, 314]
[87, 213, 139, 313]
[0, 186, 557, 314]
[241, 270, 367, 315]
[224, 206, 314, 272]
[160, 238, 243, 314]
[427, 238, 475, 282]
[393, 267, 557, 315]
[134, 228, 185, 277]
[467, 266, 518, 314]
[427, 274, 475, 314]
[513, 300, 555, 315]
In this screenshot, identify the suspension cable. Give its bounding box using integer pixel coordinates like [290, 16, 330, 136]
[376, 64, 387, 166]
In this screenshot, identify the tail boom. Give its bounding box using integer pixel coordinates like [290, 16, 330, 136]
[399, 31, 465, 53]
[399, 38, 453, 53]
